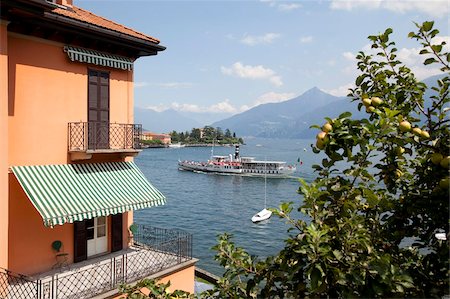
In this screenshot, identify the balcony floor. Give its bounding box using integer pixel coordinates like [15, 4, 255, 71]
[5, 245, 193, 299]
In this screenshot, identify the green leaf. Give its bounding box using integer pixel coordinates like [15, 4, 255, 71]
[424, 57, 437, 65]
[333, 250, 343, 261]
[310, 267, 322, 290]
[422, 21, 434, 32]
[364, 189, 379, 206]
[339, 111, 352, 119]
[431, 44, 443, 53]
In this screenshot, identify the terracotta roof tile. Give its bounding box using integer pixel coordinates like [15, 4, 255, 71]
[51, 6, 160, 44]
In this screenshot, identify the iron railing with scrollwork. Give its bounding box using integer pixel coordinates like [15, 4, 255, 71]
[68, 122, 142, 151]
[0, 225, 193, 299]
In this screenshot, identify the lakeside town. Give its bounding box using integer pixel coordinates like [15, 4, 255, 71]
[140, 126, 244, 148]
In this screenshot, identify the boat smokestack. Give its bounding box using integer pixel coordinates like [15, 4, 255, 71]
[234, 145, 240, 160]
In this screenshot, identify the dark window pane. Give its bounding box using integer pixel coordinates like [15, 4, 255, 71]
[86, 227, 94, 240]
[86, 218, 94, 228]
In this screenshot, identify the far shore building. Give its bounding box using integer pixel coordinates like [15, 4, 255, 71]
[0, 0, 196, 298]
[142, 132, 171, 144]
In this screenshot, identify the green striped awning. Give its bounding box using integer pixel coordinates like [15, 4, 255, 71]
[11, 162, 165, 227]
[64, 45, 134, 71]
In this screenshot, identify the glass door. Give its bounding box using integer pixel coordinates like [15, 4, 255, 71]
[87, 216, 108, 257]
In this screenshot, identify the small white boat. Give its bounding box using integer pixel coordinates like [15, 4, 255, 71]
[252, 160, 272, 223]
[251, 208, 272, 223]
[169, 142, 185, 148]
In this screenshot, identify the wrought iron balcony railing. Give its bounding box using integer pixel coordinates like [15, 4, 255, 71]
[0, 225, 193, 299]
[68, 122, 142, 152]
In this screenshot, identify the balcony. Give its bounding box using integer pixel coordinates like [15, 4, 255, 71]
[0, 225, 194, 299]
[68, 122, 143, 161]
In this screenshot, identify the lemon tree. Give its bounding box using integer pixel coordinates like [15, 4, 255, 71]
[204, 21, 449, 299]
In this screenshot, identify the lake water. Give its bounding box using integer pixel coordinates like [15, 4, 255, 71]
[134, 138, 323, 275]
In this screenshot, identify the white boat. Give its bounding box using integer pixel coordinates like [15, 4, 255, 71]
[178, 145, 296, 178]
[252, 162, 272, 223]
[251, 208, 272, 223]
[168, 142, 185, 148]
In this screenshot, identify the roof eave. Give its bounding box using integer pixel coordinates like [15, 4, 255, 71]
[44, 11, 166, 57]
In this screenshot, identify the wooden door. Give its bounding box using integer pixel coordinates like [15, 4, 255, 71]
[88, 70, 110, 149]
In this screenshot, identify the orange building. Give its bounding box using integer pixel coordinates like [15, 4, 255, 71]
[142, 132, 172, 144]
[0, 0, 196, 297]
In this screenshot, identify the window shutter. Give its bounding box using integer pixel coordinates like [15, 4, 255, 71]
[111, 214, 123, 252]
[74, 220, 87, 263]
[88, 70, 110, 149]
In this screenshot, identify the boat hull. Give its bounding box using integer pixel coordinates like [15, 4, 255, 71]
[178, 145, 296, 178]
[252, 208, 272, 223]
[178, 161, 295, 178]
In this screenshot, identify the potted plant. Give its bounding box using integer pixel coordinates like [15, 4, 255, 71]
[129, 223, 138, 244]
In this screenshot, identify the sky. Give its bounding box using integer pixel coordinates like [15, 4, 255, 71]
[77, 0, 449, 123]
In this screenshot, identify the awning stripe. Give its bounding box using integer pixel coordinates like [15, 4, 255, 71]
[63, 45, 134, 71]
[11, 162, 165, 227]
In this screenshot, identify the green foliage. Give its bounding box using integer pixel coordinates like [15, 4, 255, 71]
[142, 139, 164, 145]
[169, 126, 242, 145]
[205, 21, 449, 298]
[118, 278, 193, 299]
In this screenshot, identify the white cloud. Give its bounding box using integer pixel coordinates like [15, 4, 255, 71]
[135, 82, 193, 89]
[323, 83, 355, 97]
[261, 0, 301, 11]
[221, 62, 283, 87]
[254, 91, 294, 108]
[342, 51, 356, 61]
[145, 92, 295, 115]
[299, 36, 313, 43]
[155, 82, 193, 88]
[239, 92, 295, 111]
[208, 99, 238, 114]
[146, 99, 238, 114]
[134, 82, 149, 88]
[330, 0, 449, 18]
[240, 33, 281, 46]
[278, 3, 302, 11]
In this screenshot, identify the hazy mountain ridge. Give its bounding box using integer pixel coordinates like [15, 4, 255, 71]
[212, 87, 354, 138]
[212, 75, 444, 138]
[135, 75, 444, 137]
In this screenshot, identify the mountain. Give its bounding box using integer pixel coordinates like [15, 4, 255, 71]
[134, 108, 202, 133]
[177, 111, 233, 126]
[213, 87, 364, 138]
[135, 75, 443, 137]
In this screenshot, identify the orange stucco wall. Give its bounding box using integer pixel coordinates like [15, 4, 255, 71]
[7, 33, 135, 275]
[158, 265, 196, 294]
[8, 33, 133, 166]
[9, 174, 73, 275]
[0, 21, 9, 270]
[9, 173, 133, 275]
[111, 264, 196, 298]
